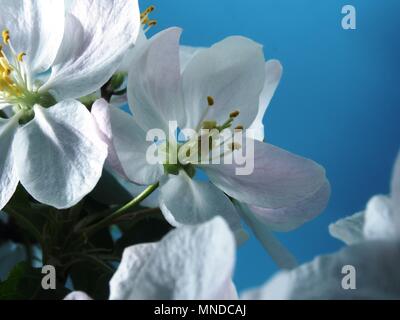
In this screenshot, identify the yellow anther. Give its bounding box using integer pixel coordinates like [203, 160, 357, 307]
[147, 19, 157, 27]
[3, 68, 11, 77]
[141, 5, 155, 18]
[17, 52, 26, 62]
[207, 96, 215, 107]
[2, 30, 10, 45]
[142, 16, 149, 24]
[229, 142, 242, 151]
[0, 57, 10, 71]
[229, 111, 240, 118]
[235, 125, 244, 131]
[202, 120, 217, 130]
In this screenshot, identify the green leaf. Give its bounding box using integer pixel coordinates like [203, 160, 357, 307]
[0, 262, 70, 300]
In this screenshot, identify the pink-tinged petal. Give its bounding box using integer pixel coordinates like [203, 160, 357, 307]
[248, 180, 331, 231]
[236, 202, 298, 269]
[127, 27, 186, 133]
[159, 172, 242, 234]
[93, 103, 163, 185]
[91, 99, 129, 180]
[203, 140, 328, 209]
[248, 60, 283, 141]
[182, 36, 266, 130]
[110, 217, 236, 300]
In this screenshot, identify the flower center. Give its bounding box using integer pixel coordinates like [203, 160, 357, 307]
[0, 30, 27, 102]
[0, 29, 56, 123]
[162, 96, 245, 176]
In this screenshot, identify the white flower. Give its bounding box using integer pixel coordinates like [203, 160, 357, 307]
[0, 0, 141, 209]
[241, 151, 400, 299]
[93, 28, 330, 241]
[65, 217, 237, 300]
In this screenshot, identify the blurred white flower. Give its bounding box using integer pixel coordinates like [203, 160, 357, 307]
[92, 28, 330, 246]
[0, 0, 141, 209]
[241, 151, 400, 299]
[65, 217, 237, 300]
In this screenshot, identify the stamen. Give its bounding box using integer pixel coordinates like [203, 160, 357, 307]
[229, 111, 240, 118]
[207, 96, 215, 106]
[141, 5, 157, 33]
[140, 5, 155, 19]
[17, 52, 26, 62]
[0, 30, 29, 99]
[235, 125, 244, 131]
[202, 120, 217, 130]
[147, 20, 157, 27]
[229, 142, 242, 151]
[2, 30, 10, 45]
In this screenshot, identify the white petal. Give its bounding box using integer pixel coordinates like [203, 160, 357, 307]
[242, 240, 400, 300]
[179, 45, 203, 71]
[248, 180, 331, 232]
[363, 195, 400, 241]
[117, 28, 148, 73]
[0, 117, 20, 210]
[13, 100, 107, 209]
[182, 36, 266, 130]
[329, 211, 365, 245]
[109, 217, 236, 300]
[219, 281, 239, 300]
[91, 99, 129, 180]
[127, 27, 185, 132]
[109, 94, 128, 108]
[237, 202, 297, 269]
[41, 0, 141, 100]
[0, 0, 65, 75]
[0, 241, 26, 281]
[93, 103, 163, 185]
[64, 291, 93, 300]
[248, 60, 283, 141]
[203, 140, 328, 209]
[159, 172, 242, 233]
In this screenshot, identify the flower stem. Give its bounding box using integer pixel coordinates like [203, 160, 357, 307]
[82, 183, 159, 237]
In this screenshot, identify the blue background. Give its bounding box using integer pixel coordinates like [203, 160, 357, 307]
[148, 0, 400, 292]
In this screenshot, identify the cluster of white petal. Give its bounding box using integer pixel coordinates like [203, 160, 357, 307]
[0, 0, 140, 209]
[0, 0, 348, 301]
[65, 152, 400, 300]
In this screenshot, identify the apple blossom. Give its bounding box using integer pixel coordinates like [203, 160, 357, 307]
[0, 0, 140, 209]
[93, 27, 330, 245]
[242, 151, 400, 299]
